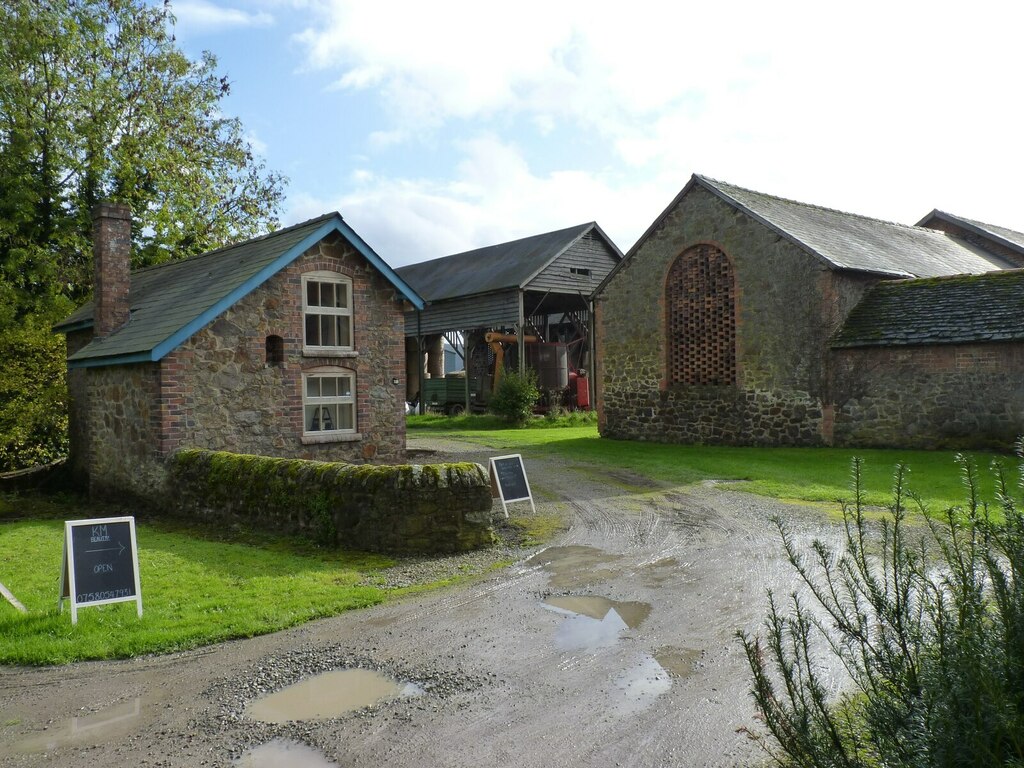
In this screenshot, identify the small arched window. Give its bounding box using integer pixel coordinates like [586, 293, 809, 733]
[666, 244, 736, 386]
[265, 334, 284, 366]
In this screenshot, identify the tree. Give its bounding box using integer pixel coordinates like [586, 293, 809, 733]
[0, 0, 287, 314]
[0, 0, 287, 470]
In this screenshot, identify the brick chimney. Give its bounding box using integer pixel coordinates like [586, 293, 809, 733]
[92, 202, 132, 337]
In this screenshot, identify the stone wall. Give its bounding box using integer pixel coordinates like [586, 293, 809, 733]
[596, 184, 872, 446]
[833, 342, 1024, 449]
[169, 450, 496, 554]
[160, 232, 408, 465]
[80, 362, 166, 500]
[65, 329, 92, 487]
[596, 182, 1024, 450]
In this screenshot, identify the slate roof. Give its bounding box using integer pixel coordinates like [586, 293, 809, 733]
[696, 176, 1015, 278]
[916, 209, 1024, 256]
[56, 213, 423, 368]
[832, 270, 1024, 348]
[396, 223, 613, 302]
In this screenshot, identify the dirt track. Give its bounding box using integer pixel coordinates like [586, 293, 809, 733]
[0, 437, 831, 767]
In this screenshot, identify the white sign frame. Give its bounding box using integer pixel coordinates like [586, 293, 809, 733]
[488, 454, 537, 518]
[59, 516, 143, 625]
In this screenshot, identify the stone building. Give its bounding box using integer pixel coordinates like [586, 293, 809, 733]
[594, 175, 1024, 449]
[56, 204, 424, 499]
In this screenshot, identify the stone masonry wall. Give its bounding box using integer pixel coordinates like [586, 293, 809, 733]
[81, 362, 166, 500]
[65, 329, 93, 487]
[159, 233, 408, 464]
[597, 184, 873, 446]
[833, 342, 1024, 449]
[169, 450, 496, 554]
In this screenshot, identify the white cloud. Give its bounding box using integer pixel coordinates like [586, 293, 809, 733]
[244, 131, 268, 156]
[281, 0, 1024, 256]
[172, 0, 274, 32]
[284, 137, 664, 266]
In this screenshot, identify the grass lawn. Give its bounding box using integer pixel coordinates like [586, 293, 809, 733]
[3, 417, 1015, 665]
[0, 494, 399, 666]
[409, 416, 1016, 512]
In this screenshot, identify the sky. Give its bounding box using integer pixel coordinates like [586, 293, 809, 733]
[166, 0, 1024, 268]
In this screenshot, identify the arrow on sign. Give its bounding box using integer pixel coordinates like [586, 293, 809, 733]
[85, 542, 126, 557]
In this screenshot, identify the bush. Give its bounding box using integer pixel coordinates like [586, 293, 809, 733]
[740, 453, 1024, 767]
[488, 369, 540, 426]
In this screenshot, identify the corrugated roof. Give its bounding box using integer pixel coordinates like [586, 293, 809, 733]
[56, 213, 423, 366]
[833, 270, 1024, 348]
[396, 223, 598, 301]
[698, 176, 1015, 278]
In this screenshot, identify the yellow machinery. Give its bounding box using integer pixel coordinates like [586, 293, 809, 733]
[484, 331, 538, 393]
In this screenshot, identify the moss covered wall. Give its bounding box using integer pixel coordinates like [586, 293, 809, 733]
[169, 450, 496, 554]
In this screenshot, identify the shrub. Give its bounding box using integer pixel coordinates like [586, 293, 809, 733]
[488, 369, 540, 426]
[739, 453, 1024, 767]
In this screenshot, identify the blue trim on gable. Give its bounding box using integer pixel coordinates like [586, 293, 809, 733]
[148, 216, 424, 362]
[149, 220, 342, 362]
[334, 218, 425, 311]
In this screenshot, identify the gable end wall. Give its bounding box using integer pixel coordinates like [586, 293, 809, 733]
[597, 184, 873, 446]
[158, 233, 407, 464]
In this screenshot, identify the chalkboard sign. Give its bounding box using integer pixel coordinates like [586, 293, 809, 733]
[488, 454, 536, 518]
[60, 516, 142, 624]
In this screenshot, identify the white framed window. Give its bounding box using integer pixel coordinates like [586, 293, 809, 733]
[303, 369, 356, 436]
[302, 272, 352, 353]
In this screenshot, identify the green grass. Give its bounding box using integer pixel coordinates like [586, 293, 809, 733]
[4, 420, 1013, 665]
[0, 495, 396, 665]
[408, 421, 1014, 511]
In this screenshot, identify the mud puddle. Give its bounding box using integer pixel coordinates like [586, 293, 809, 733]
[542, 596, 652, 651]
[527, 545, 623, 589]
[246, 669, 423, 724]
[614, 655, 672, 715]
[15, 697, 142, 753]
[235, 738, 337, 767]
[653, 646, 703, 679]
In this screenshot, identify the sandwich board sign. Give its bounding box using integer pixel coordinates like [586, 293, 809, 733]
[59, 516, 142, 624]
[488, 454, 536, 518]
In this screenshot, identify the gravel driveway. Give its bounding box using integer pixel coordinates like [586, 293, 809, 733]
[0, 437, 832, 767]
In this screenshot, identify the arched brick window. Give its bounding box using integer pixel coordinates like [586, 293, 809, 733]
[666, 244, 736, 386]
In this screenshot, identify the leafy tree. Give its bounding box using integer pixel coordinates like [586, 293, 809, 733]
[740, 455, 1024, 767]
[0, 0, 287, 469]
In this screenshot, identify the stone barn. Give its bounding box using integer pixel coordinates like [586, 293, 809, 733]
[594, 174, 1024, 449]
[56, 203, 424, 499]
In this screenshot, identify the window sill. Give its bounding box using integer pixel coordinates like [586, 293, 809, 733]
[302, 349, 358, 358]
[301, 432, 362, 444]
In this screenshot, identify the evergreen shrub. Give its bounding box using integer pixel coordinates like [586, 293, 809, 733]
[740, 452, 1024, 767]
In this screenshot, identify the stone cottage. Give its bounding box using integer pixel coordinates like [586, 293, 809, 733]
[56, 203, 424, 499]
[594, 174, 1024, 449]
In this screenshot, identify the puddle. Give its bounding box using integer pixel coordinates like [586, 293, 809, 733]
[235, 739, 338, 767]
[15, 698, 142, 753]
[527, 545, 623, 589]
[614, 655, 672, 715]
[639, 557, 683, 587]
[544, 595, 651, 628]
[542, 596, 651, 651]
[246, 669, 423, 724]
[653, 646, 702, 679]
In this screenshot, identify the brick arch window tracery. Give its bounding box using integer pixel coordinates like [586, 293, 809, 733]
[666, 244, 736, 386]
